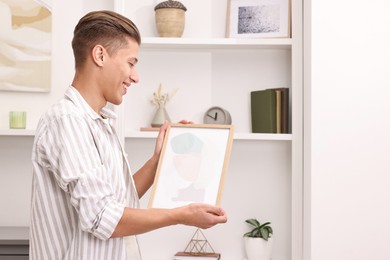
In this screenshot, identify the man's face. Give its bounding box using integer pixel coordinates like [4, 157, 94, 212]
[101, 38, 139, 105]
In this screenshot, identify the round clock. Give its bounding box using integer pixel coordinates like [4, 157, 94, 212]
[203, 106, 232, 125]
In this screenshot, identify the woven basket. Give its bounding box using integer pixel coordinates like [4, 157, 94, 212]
[155, 0, 186, 37]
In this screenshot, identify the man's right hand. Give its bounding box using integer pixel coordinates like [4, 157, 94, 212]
[175, 203, 228, 229]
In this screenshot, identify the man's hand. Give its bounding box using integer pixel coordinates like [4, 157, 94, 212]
[175, 203, 228, 229]
[153, 121, 169, 158]
[177, 119, 194, 124]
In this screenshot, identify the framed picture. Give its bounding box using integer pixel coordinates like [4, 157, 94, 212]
[0, 0, 52, 92]
[227, 0, 290, 38]
[148, 124, 235, 209]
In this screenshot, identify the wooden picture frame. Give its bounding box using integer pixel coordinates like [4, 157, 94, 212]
[148, 124, 234, 209]
[227, 0, 290, 38]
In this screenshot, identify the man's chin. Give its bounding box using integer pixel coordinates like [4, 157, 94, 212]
[109, 98, 122, 106]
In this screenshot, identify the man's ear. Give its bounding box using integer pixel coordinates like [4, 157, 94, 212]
[92, 45, 105, 67]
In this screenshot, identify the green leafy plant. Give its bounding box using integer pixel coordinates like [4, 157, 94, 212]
[243, 218, 273, 241]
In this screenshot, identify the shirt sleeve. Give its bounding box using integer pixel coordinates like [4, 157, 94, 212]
[37, 114, 124, 240]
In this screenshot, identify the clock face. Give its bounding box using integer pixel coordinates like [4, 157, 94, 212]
[203, 106, 232, 125]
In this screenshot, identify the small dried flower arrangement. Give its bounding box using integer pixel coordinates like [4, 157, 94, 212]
[150, 83, 178, 108]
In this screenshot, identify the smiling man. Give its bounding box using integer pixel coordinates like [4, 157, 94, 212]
[30, 10, 227, 260]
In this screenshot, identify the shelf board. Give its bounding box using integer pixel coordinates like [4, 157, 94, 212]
[125, 131, 292, 141]
[0, 129, 35, 136]
[234, 133, 292, 141]
[0, 226, 29, 243]
[0, 129, 292, 141]
[141, 37, 292, 50]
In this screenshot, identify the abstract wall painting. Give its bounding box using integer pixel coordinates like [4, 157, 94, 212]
[148, 124, 234, 209]
[0, 0, 52, 92]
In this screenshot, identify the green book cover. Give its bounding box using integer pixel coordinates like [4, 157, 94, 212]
[251, 89, 276, 133]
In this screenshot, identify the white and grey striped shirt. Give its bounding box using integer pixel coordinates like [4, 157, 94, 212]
[30, 86, 140, 259]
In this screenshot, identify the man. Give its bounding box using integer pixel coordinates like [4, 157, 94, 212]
[30, 10, 227, 259]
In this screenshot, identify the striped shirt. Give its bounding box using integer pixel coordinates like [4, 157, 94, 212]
[30, 86, 140, 259]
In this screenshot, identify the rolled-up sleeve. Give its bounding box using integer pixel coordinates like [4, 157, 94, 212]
[72, 165, 125, 240]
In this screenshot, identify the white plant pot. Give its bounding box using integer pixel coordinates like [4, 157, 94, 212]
[244, 237, 273, 260]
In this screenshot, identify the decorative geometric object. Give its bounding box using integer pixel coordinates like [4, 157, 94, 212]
[183, 228, 215, 255]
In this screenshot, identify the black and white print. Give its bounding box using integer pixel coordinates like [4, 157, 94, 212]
[238, 5, 280, 34]
[228, 0, 289, 38]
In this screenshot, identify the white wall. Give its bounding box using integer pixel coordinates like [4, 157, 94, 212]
[307, 1, 390, 259]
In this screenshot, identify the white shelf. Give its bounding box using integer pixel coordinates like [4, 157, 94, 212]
[0, 129, 292, 141]
[125, 131, 292, 141]
[0, 129, 35, 136]
[141, 37, 292, 50]
[234, 133, 292, 141]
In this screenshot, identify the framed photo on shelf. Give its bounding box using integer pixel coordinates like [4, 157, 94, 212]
[148, 124, 234, 209]
[227, 0, 290, 38]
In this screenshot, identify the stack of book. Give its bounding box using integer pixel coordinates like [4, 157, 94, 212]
[173, 252, 221, 260]
[250, 88, 289, 133]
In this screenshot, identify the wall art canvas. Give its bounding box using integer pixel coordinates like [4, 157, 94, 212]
[148, 124, 234, 209]
[227, 0, 290, 38]
[0, 0, 52, 92]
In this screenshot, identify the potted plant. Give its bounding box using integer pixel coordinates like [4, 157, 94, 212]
[243, 218, 273, 260]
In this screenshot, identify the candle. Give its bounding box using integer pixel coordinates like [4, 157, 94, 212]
[9, 111, 26, 129]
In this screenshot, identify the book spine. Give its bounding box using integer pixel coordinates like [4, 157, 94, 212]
[275, 89, 282, 133]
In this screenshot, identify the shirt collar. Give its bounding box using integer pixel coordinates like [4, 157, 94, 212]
[64, 86, 117, 121]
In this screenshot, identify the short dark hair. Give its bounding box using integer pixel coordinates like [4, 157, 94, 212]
[72, 10, 141, 68]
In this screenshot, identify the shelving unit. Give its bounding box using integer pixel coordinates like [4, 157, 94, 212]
[116, 1, 303, 260]
[0, 1, 303, 260]
[121, 44, 293, 135]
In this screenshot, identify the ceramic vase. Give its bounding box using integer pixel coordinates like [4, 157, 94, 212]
[151, 106, 171, 127]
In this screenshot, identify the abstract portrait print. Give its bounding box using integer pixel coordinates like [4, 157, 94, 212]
[171, 133, 207, 203]
[150, 126, 231, 209]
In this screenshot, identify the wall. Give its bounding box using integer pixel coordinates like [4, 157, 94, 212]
[307, 0, 390, 259]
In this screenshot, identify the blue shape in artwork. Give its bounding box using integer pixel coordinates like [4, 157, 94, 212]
[171, 133, 204, 154]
